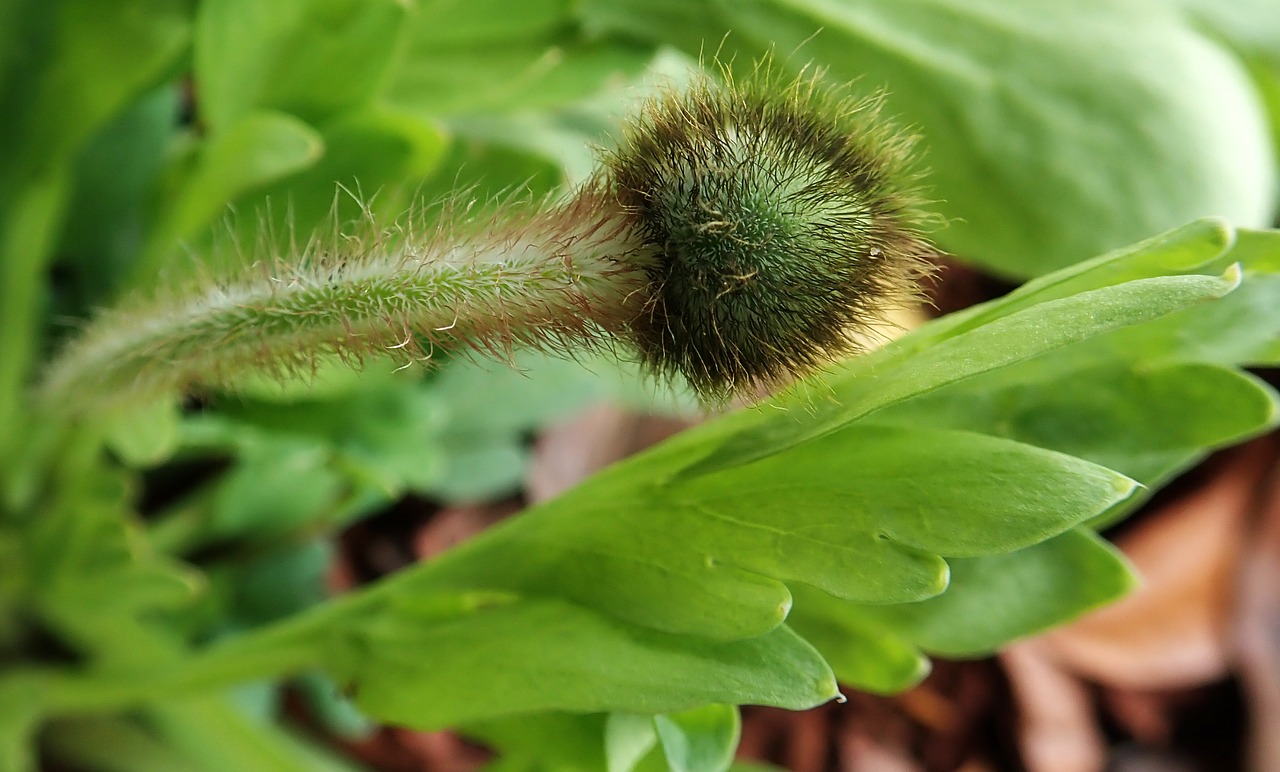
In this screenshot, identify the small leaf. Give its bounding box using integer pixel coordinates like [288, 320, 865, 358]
[104, 399, 181, 467]
[331, 597, 836, 729]
[653, 704, 740, 772]
[387, 0, 652, 115]
[785, 585, 929, 695]
[195, 0, 409, 129]
[154, 111, 323, 250]
[465, 712, 611, 771]
[208, 436, 344, 539]
[606, 713, 658, 772]
[231, 105, 450, 248]
[858, 528, 1139, 657]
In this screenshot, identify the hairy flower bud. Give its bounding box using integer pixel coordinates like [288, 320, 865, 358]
[609, 68, 933, 398]
[41, 64, 933, 409]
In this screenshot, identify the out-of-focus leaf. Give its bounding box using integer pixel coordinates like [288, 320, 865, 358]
[55, 86, 179, 309]
[19, 448, 200, 667]
[1169, 0, 1280, 54]
[229, 540, 334, 626]
[139, 110, 322, 279]
[293, 671, 376, 740]
[468, 712, 611, 772]
[141, 697, 365, 772]
[387, 0, 653, 116]
[232, 105, 449, 249]
[44, 716, 206, 772]
[194, 0, 409, 129]
[206, 434, 344, 539]
[0, 0, 189, 470]
[104, 399, 182, 468]
[652, 704, 740, 772]
[606, 713, 658, 772]
[581, 0, 1276, 277]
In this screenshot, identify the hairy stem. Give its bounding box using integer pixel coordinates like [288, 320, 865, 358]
[41, 66, 935, 408]
[40, 187, 653, 409]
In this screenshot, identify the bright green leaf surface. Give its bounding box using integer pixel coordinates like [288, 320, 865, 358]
[785, 584, 930, 695]
[195, 0, 408, 129]
[872, 361, 1278, 489]
[373, 423, 1130, 643]
[686, 268, 1241, 476]
[786, 527, 1135, 694]
[652, 704, 740, 772]
[388, 0, 652, 116]
[858, 528, 1138, 656]
[332, 598, 836, 729]
[606, 713, 659, 772]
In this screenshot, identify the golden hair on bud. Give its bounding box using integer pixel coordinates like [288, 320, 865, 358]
[41, 61, 934, 409]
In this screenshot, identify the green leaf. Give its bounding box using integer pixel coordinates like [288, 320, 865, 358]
[228, 540, 334, 626]
[0, 683, 38, 772]
[231, 104, 450, 249]
[141, 697, 364, 772]
[1167, 0, 1280, 54]
[104, 399, 182, 467]
[330, 596, 836, 729]
[0, 0, 189, 472]
[652, 704, 740, 772]
[0, 0, 189, 178]
[145, 110, 323, 264]
[467, 712, 611, 772]
[858, 528, 1138, 657]
[785, 585, 929, 695]
[215, 374, 447, 498]
[1084, 228, 1280, 367]
[194, 0, 409, 129]
[606, 713, 659, 772]
[872, 361, 1279, 490]
[17, 447, 200, 668]
[293, 671, 375, 740]
[383, 423, 1131, 643]
[43, 716, 198, 772]
[582, 0, 1276, 277]
[55, 86, 180, 309]
[387, 0, 653, 115]
[686, 266, 1241, 476]
[785, 528, 1136, 692]
[207, 435, 345, 539]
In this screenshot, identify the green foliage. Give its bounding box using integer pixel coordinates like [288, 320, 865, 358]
[2, 1, 1280, 771]
[582, 0, 1277, 278]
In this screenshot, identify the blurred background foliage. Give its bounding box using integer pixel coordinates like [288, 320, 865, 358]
[2, 0, 1280, 770]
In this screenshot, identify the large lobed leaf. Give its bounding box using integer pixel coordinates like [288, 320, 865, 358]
[159, 219, 1280, 733]
[579, 0, 1277, 278]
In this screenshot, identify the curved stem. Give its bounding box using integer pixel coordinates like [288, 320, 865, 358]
[40, 187, 653, 410]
